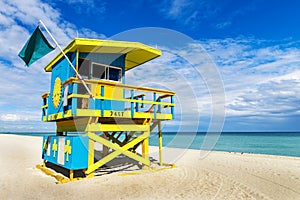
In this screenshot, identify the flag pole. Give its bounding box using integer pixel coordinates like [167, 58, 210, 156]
[38, 20, 94, 100]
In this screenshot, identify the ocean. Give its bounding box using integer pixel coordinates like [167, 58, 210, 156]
[2, 132, 300, 157]
[149, 132, 300, 157]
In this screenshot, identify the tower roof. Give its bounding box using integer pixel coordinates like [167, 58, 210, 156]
[44, 38, 162, 72]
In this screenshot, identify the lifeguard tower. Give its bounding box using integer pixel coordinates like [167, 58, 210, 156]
[40, 38, 175, 182]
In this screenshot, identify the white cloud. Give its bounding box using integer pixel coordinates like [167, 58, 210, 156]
[0, 0, 105, 132]
[201, 38, 300, 123]
[166, 0, 191, 18]
[158, 0, 259, 30]
[49, 0, 106, 16]
[215, 21, 232, 29]
[0, 12, 14, 25]
[0, 0, 299, 132]
[0, 112, 41, 122]
[0, 114, 20, 121]
[126, 36, 300, 131]
[0, 0, 105, 66]
[64, 0, 94, 4]
[126, 43, 224, 132]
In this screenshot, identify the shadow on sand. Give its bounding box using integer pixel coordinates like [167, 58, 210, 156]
[45, 149, 157, 179]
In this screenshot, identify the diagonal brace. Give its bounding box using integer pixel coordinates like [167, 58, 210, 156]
[85, 130, 150, 175]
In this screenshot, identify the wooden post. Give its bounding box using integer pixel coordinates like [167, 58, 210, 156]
[102, 132, 109, 158]
[158, 121, 163, 166]
[131, 90, 134, 118]
[142, 130, 149, 170]
[87, 135, 94, 178]
[72, 83, 78, 115]
[70, 170, 74, 181]
[153, 92, 157, 119]
[100, 86, 104, 117]
[171, 95, 175, 119]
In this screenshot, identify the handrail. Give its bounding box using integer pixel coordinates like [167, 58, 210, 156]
[40, 87, 175, 108]
[147, 94, 172, 113]
[126, 94, 145, 99]
[63, 77, 175, 95]
[157, 94, 173, 99]
[41, 92, 50, 98]
[67, 94, 175, 107]
[41, 78, 175, 120]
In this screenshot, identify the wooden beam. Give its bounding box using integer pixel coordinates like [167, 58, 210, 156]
[86, 135, 94, 178]
[86, 124, 149, 132]
[85, 131, 150, 174]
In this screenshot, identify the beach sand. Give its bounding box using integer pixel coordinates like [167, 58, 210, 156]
[0, 134, 299, 200]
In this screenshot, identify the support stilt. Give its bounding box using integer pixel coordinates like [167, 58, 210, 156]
[142, 131, 149, 170]
[102, 132, 109, 157]
[70, 170, 74, 181]
[87, 134, 94, 178]
[158, 121, 163, 166]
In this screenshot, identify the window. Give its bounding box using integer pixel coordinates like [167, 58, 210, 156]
[91, 62, 122, 82]
[108, 67, 121, 81]
[78, 58, 90, 79]
[91, 63, 106, 80]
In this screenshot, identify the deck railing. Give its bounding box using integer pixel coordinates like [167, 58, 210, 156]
[41, 78, 175, 121]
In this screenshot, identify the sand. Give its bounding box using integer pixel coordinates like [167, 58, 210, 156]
[0, 134, 300, 200]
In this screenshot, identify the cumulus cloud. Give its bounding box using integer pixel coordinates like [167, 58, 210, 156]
[0, 0, 105, 132]
[201, 38, 300, 131]
[0, 114, 21, 121]
[0, 0, 299, 132]
[125, 41, 225, 132]
[127, 36, 300, 131]
[158, 0, 258, 30]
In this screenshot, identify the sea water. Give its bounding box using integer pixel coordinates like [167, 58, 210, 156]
[3, 132, 300, 157]
[149, 132, 300, 157]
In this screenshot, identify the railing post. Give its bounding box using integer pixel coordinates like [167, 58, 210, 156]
[63, 84, 69, 118]
[87, 135, 94, 178]
[131, 90, 134, 118]
[135, 96, 139, 112]
[42, 98, 45, 121]
[141, 95, 144, 108]
[72, 83, 78, 115]
[171, 95, 174, 119]
[158, 97, 161, 113]
[46, 96, 49, 121]
[101, 85, 104, 117]
[89, 86, 95, 110]
[153, 92, 157, 119]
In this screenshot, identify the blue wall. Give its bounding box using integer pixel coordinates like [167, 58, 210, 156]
[47, 52, 126, 116]
[48, 52, 76, 116]
[42, 135, 89, 170]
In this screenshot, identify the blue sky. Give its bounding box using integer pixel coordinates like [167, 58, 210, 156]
[0, 0, 300, 132]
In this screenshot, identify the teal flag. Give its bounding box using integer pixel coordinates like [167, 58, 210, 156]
[18, 26, 55, 66]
